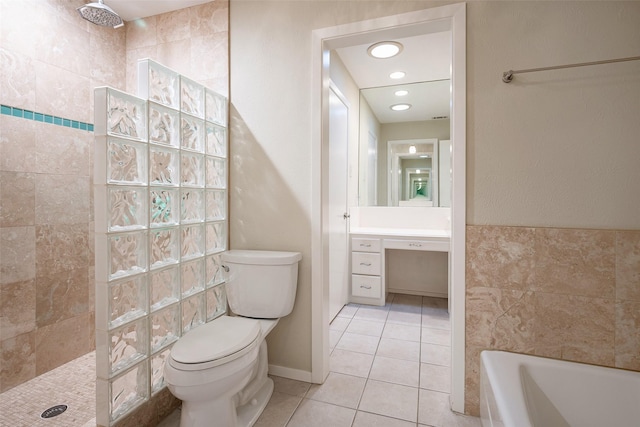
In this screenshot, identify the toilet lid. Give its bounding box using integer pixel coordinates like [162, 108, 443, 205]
[171, 316, 261, 366]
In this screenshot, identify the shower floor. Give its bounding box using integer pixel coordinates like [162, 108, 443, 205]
[0, 351, 96, 427]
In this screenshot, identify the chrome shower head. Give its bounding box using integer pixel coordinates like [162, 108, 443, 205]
[77, 0, 123, 29]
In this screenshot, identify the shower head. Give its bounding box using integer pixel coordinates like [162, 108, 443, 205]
[77, 0, 124, 29]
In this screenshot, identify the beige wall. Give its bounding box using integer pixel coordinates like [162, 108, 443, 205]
[0, 0, 125, 392]
[229, 0, 640, 415]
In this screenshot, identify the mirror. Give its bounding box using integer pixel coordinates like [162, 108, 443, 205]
[358, 80, 451, 207]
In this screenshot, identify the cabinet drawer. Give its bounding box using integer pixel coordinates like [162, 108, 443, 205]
[352, 252, 381, 275]
[352, 274, 381, 298]
[384, 238, 449, 252]
[352, 237, 381, 253]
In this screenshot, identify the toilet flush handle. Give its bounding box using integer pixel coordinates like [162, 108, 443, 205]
[221, 265, 229, 272]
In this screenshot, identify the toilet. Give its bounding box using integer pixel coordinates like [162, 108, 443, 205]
[164, 250, 302, 427]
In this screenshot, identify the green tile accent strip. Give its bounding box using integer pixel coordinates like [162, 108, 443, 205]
[0, 104, 94, 132]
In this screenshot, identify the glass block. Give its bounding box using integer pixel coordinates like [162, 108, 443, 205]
[205, 88, 227, 126]
[205, 156, 226, 188]
[151, 347, 172, 394]
[108, 186, 148, 231]
[182, 293, 205, 334]
[107, 88, 147, 141]
[206, 221, 227, 254]
[206, 123, 227, 157]
[181, 114, 205, 153]
[149, 145, 179, 187]
[150, 227, 180, 269]
[180, 76, 205, 118]
[107, 137, 147, 185]
[206, 284, 227, 321]
[108, 231, 148, 280]
[181, 224, 205, 260]
[181, 152, 205, 187]
[205, 253, 225, 288]
[109, 318, 147, 376]
[149, 101, 180, 147]
[205, 190, 226, 221]
[150, 265, 180, 311]
[109, 362, 149, 422]
[181, 258, 205, 297]
[140, 59, 179, 109]
[150, 188, 180, 228]
[150, 304, 179, 353]
[182, 189, 205, 223]
[108, 276, 147, 329]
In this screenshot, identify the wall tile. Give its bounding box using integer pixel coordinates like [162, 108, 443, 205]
[0, 115, 37, 173]
[35, 122, 91, 176]
[125, 16, 158, 49]
[190, 33, 229, 82]
[0, 226, 36, 285]
[0, 48, 36, 110]
[35, 175, 90, 225]
[156, 39, 192, 77]
[35, 14, 90, 77]
[0, 171, 35, 227]
[36, 267, 89, 328]
[615, 300, 640, 370]
[125, 46, 158, 95]
[190, 0, 228, 37]
[0, 280, 36, 341]
[616, 230, 640, 302]
[35, 312, 91, 375]
[157, 8, 192, 43]
[534, 228, 615, 298]
[90, 31, 127, 90]
[35, 61, 91, 123]
[533, 292, 615, 366]
[466, 225, 536, 291]
[0, 332, 36, 393]
[35, 224, 89, 276]
[464, 345, 483, 417]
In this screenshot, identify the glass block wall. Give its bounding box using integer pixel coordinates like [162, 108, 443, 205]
[94, 59, 229, 426]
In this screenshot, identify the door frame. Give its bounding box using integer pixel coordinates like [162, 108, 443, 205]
[311, 3, 467, 412]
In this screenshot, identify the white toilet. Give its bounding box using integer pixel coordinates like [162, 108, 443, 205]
[164, 250, 302, 427]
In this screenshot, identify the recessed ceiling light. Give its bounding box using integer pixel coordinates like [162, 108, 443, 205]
[390, 103, 411, 111]
[395, 90, 408, 97]
[367, 41, 403, 59]
[389, 71, 406, 79]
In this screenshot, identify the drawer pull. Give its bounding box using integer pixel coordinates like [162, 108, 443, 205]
[360, 262, 372, 266]
[360, 285, 372, 290]
[409, 242, 423, 247]
[359, 243, 371, 247]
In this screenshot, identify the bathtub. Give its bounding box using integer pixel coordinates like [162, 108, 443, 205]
[480, 350, 640, 427]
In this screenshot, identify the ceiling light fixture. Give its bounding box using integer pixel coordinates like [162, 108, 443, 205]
[389, 71, 406, 79]
[390, 103, 411, 111]
[395, 90, 408, 97]
[409, 145, 417, 154]
[367, 41, 403, 59]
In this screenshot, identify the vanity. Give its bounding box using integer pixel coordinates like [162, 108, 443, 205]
[349, 207, 450, 306]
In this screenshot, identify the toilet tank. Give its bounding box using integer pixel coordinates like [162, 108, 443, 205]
[221, 250, 302, 319]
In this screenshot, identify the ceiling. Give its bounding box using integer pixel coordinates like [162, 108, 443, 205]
[107, 0, 212, 21]
[335, 31, 452, 124]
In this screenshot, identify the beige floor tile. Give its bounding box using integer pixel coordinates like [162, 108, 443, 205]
[254, 391, 303, 427]
[329, 349, 374, 378]
[336, 332, 380, 354]
[418, 388, 449, 426]
[383, 322, 421, 342]
[330, 329, 343, 349]
[286, 398, 355, 427]
[369, 356, 419, 387]
[421, 343, 451, 366]
[422, 312, 451, 330]
[420, 363, 451, 393]
[422, 326, 451, 346]
[387, 309, 422, 326]
[358, 379, 419, 422]
[353, 410, 417, 427]
[346, 319, 385, 337]
[271, 375, 311, 397]
[376, 338, 421, 362]
[329, 316, 351, 332]
[353, 306, 390, 323]
[337, 304, 359, 319]
[305, 372, 366, 409]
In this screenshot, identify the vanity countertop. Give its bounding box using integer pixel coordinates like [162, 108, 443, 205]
[350, 227, 450, 239]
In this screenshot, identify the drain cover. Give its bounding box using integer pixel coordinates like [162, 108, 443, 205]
[41, 405, 68, 419]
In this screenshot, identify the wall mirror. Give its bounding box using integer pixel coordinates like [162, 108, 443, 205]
[335, 30, 452, 207]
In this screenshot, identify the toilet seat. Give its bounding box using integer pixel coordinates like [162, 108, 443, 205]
[169, 316, 261, 371]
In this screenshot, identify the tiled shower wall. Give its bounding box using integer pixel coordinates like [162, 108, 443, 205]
[0, 0, 125, 392]
[465, 225, 640, 415]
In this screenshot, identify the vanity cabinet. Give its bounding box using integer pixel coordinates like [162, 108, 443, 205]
[350, 237, 382, 301]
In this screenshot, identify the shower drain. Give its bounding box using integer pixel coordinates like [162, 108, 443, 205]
[41, 404, 68, 419]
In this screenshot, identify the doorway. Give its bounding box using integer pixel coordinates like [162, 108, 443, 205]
[311, 4, 467, 412]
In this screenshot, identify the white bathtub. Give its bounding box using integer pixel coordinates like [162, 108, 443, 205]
[480, 350, 640, 427]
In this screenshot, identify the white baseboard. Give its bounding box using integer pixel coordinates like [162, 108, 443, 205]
[267, 364, 312, 383]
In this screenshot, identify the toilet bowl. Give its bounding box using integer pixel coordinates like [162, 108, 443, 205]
[164, 250, 301, 427]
